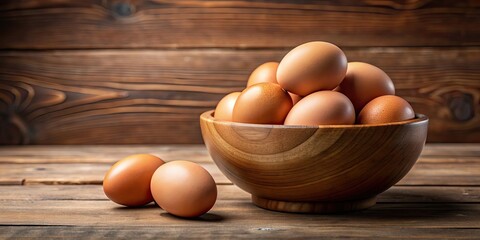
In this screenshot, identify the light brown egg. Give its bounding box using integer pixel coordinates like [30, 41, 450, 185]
[214, 92, 241, 121]
[357, 95, 415, 124]
[284, 91, 355, 126]
[277, 41, 348, 96]
[336, 62, 395, 113]
[103, 154, 165, 207]
[233, 82, 293, 124]
[246, 62, 279, 87]
[150, 161, 217, 218]
[288, 92, 302, 105]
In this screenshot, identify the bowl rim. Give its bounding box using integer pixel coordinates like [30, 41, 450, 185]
[200, 110, 428, 129]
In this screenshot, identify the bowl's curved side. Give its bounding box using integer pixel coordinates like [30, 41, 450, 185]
[200, 110, 428, 202]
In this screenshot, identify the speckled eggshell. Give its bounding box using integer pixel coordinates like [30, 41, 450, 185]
[233, 82, 293, 124]
[277, 41, 348, 96]
[284, 91, 355, 126]
[214, 92, 241, 121]
[357, 95, 415, 124]
[336, 62, 395, 113]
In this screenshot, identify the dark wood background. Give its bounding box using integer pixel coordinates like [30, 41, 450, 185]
[0, 0, 479, 144]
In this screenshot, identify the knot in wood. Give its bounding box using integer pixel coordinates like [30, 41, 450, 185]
[113, 2, 135, 17]
[448, 92, 474, 122]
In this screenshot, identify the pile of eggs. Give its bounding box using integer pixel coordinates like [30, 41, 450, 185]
[103, 154, 217, 218]
[215, 41, 415, 125]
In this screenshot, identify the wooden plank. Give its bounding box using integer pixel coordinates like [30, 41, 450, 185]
[1, 226, 480, 239]
[1, 199, 480, 228]
[1, 48, 479, 144]
[0, 179, 22, 185]
[0, 145, 212, 163]
[0, 162, 230, 185]
[419, 144, 480, 158]
[2, 183, 480, 238]
[0, 159, 479, 186]
[1, 185, 480, 203]
[0, 144, 478, 238]
[0, 144, 478, 163]
[400, 162, 480, 186]
[0, 0, 479, 48]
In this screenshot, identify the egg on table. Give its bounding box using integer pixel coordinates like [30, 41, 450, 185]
[150, 160, 217, 218]
[103, 154, 165, 207]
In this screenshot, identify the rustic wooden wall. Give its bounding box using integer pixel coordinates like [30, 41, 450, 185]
[0, 0, 479, 144]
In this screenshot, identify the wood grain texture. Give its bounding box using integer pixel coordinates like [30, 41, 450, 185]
[3, 185, 480, 203]
[2, 226, 480, 239]
[0, 0, 479, 49]
[1, 48, 479, 144]
[1, 145, 480, 186]
[2, 199, 480, 228]
[0, 144, 479, 238]
[201, 110, 429, 212]
[0, 162, 230, 185]
[0, 145, 211, 163]
[420, 144, 480, 158]
[1, 155, 480, 186]
[0, 144, 478, 163]
[1, 144, 477, 163]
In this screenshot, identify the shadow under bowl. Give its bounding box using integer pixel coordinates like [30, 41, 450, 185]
[200, 110, 428, 213]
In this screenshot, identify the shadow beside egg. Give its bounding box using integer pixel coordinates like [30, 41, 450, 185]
[113, 202, 159, 210]
[160, 212, 225, 222]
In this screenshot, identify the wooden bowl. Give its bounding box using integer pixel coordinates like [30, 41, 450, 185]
[200, 110, 428, 213]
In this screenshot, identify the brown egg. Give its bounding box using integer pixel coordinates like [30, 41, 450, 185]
[247, 62, 279, 87]
[150, 161, 217, 218]
[277, 41, 348, 96]
[103, 154, 165, 207]
[336, 62, 395, 113]
[214, 92, 241, 121]
[289, 92, 302, 105]
[284, 91, 355, 126]
[357, 95, 415, 124]
[233, 82, 293, 124]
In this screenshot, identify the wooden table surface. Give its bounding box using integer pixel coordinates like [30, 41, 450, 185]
[1, 144, 479, 239]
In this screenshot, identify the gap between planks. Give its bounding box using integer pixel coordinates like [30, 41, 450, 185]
[0, 144, 478, 164]
[1, 185, 480, 203]
[0, 225, 479, 239]
[1, 200, 480, 228]
[1, 161, 480, 186]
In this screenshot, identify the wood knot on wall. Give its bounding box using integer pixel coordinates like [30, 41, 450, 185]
[103, 0, 137, 19]
[447, 92, 475, 122]
[113, 2, 135, 17]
